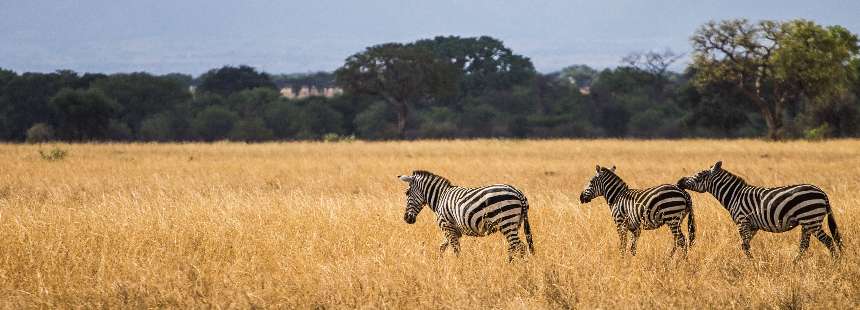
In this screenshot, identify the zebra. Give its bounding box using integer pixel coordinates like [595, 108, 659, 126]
[677, 161, 842, 261]
[580, 165, 696, 258]
[397, 170, 534, 262]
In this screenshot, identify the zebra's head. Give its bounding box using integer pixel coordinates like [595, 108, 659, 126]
[580, 165, 616, 204]
[398, 174, 424, 224]
[677, 161, 722, 193]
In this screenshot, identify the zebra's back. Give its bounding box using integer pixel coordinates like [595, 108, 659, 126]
[621, 184, 689, 230]
[743, 184, 829, 232]
[440, 184, 527, 237]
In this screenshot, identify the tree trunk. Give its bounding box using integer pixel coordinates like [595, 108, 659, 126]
[393, 99, 409, 139]
[757, 103, 786, 140]
[745, 87, 784, 141]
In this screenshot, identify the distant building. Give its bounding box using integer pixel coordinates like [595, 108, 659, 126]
[579, 86, 591, 95]
[280, 85, 344, 99]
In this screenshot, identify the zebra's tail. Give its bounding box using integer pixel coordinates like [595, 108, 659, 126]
[522, 198, 535, 255]
[825, 195, 843, 252]
[683, 189, 696, 248]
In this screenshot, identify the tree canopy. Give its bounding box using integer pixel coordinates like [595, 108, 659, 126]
[1, 24, 859, 142]
[691, 19, 859, 139]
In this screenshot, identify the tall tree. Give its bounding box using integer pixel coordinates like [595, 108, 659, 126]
[0, 71, 83, 140]
[198, 65, 276, 97]
[413, 36, 535, 97]
[92, 73, 191, 133]
[50, 88, 119, 140]
[691, 19, 859, 140]
[335, 43, 459, 137]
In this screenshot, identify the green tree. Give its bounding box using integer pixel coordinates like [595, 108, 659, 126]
[198, 65, 276, 97]
[230, 117, 274, 142]
[139, 113, 178, 141]
[285, 97, 345, 139]
[50, 88, 119, 140]
[0, 71, 84, 140]
[226, 87, 281, 118]
[413, 36, 535, 97]
[190, 106, 239, 141]
[92, 73, 191, 134]
[691, 19, 859, 140]
[335, 43, 459, 138]
[353, 101, 399, 140]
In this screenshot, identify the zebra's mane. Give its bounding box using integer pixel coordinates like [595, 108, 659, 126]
[412, 170, 453, 187]
[600, 168, 628, 187]
[718, 168, 748, 185]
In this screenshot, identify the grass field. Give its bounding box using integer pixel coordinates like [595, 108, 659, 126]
[0, 140, 858, 308]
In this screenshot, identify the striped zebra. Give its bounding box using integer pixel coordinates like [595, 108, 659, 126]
[580, 165, 696, 258]
[398, 170, 534, 262]
[677, 161, 842, 261]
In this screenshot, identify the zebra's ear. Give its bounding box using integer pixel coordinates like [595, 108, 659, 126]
[712, 161, 722, 172]
[398, 175, 414, 182]
[610, 165, 616, 172]
[595, 165, 601, 173]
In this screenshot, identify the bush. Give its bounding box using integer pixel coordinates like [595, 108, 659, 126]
[322, 133, 356, 142]
[418, 107, 459, 138]
[38, 147, 67, 161]
[229, 118, 274, 142]
[803, 123, 832, 141]
[139, 114, 175, 142]
[26, 123, 55, 143]
[106, 119, 133, 141]
[190, 106, 239, 141]
[354, 102, 399, 140]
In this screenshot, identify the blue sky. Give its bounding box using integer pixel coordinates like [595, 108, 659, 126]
[2, 0, 859, 75]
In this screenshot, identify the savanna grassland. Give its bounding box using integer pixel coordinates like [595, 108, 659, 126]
[0, 140, 859, 308]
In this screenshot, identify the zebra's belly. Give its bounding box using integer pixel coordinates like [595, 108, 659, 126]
[757, 220, 798, 233]
[639, 221, 663, 230]
[466, 217, 503, 236]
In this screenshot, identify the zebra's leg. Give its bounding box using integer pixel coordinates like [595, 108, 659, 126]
[444, 230, 461, 257]
[629, 228, 641, 256]
[793, 226, 814, 263]
[669, 222, 687, 259]
[737, 222, 755, 259]
[616, 224, 628, 257]
[439, 240, 449, 256]
[503, 225, 525, 262]
[813, 227, 839, 259]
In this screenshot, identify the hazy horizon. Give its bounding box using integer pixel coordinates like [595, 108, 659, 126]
[2, 0, 859, 75]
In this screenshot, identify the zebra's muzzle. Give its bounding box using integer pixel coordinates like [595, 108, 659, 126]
[579, 192, 592, 204]
[404, 213, 417, 224]
[676, 178, 688, 189]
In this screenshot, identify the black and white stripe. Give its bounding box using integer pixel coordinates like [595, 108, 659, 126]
[398, 170, 534, 261]
[580, 165, 695, 257]
[678, 161, 842, 261]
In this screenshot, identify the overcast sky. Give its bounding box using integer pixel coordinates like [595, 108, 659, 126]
[2, 0, 859, 75]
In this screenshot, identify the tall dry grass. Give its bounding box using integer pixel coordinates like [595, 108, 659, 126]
[0, 140, 858, 308]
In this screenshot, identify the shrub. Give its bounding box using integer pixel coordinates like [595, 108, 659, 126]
[190, 106, 239, 141]
[106, 119, 133, 141]
[38, 147, 67, 161]
[25, 123, 55, 143]
[229, 118, 274, 142]
[139, 114, 175, 142]
[803, 123, 832, 141]
[322, 133, 356, 142]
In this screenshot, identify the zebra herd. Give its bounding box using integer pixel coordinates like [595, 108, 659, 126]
[397, 161, 843, 262]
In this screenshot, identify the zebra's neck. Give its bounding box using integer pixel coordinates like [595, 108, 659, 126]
[601, 173, 629, 205]
[708, 170, 749, 208]
[421, 177, 453, 213]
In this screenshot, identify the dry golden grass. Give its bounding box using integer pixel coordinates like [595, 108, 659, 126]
[0, 140, 859, 308]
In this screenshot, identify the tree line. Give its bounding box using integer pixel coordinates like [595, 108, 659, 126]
[1, 18, 858, 142]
